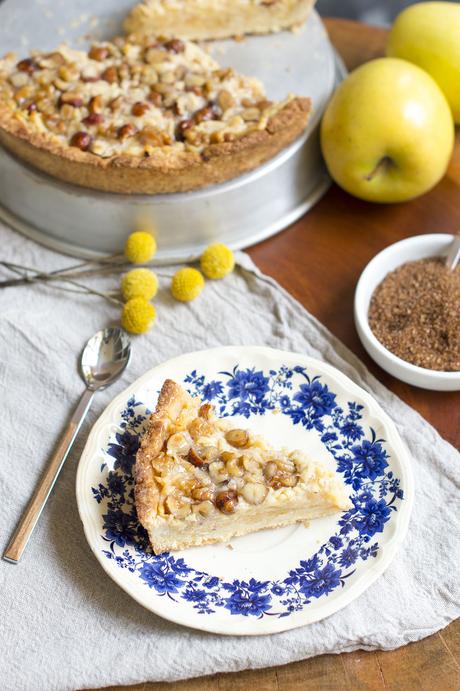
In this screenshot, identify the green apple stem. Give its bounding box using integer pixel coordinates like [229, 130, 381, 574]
[364, 155, 395, 181]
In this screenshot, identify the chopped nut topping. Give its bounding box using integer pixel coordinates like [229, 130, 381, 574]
[187, 447, 208, 469]
[215, 490, 238, 515]
[89, 45, 110, 62]
[118, 123, 137, 140]
[0, 34, 286, 161]
[17, 58, 37, 74]
[241, 482, 268, 505]
[225, 429, 249, 448]
[70, 131, 92, 151]
[132, 101, 150, 116]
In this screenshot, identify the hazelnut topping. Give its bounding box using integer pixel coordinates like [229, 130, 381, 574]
[215, 490, 238, 515]
[70, 131, 92, 151]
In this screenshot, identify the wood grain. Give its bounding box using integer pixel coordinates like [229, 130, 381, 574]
[102, 18, 459, 691]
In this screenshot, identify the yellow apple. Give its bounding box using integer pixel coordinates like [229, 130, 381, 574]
[320, 58, 454, 203]
[387, 1, 460, 123]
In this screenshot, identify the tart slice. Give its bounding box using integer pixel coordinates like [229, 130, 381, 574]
[135, 380, 351, 553]
[0, 35, 310, 194]
[124, 0, 316, 41]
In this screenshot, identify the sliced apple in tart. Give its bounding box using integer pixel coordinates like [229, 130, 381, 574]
[135, 379, 351, 553]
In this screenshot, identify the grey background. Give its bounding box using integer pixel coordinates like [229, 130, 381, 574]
[317, 0, 459, 25]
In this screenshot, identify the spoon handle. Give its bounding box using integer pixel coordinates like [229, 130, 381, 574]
[446, 235, 460, 272]
[3, 388, 95, 564]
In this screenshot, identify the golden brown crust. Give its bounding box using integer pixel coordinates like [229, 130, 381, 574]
[134, 380, 191, 529]
[0, 97, 310, 193]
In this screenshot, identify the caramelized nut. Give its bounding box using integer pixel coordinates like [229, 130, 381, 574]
[59, 92, 84, 108]
[176, 118, 193, 141]
[208, 460, 228, 484]
[131, 101, 150, 117]
[148, 91, 163, 107]
[215, 490, 238, 515]
[187, 447, 208, 469]
[194, 105, 217, 124]
[144, 48, 166, 65]
[193, 500, 214, 517]
[17, 58, 37, 74]
[88, 95, 103, 114]
[264, 462, 278, 480]
[191, 487, 213, 502]
[83, 113, 104, 126]
[241, 482, 268, 505]
[225, 429, 249, 448]
[89, 45, 110, 61]
[269, 473, 298, 490]
[70, 131, 92, 151]
[117, 123, 137, 140]
[108, 96, 123, 111]
[217, 90, 235, 111]
[199, 403, 213, 420]
[163, 39, 185, 54]
[101, 66, 118, 83]
[140, 126, 172, 146]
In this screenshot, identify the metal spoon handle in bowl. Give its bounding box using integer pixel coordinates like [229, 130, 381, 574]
[3, 388, 94, 564]
[446, 235, 460, 271]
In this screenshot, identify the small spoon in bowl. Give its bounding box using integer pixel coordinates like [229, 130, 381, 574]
[3, 327, 131, 564]
[445, 235, 460, 271]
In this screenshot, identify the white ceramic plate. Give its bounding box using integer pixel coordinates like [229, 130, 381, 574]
[76, 347, 413, 635]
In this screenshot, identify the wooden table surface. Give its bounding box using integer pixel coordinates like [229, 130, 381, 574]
[107, 18, 460, 691]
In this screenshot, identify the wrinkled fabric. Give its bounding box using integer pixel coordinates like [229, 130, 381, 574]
[0, 224, 458, 691]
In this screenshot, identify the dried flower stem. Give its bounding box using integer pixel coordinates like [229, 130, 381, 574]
[0, 260, 123, 306]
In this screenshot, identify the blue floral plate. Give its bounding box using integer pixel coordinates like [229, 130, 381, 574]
[76, 346, 413, 635]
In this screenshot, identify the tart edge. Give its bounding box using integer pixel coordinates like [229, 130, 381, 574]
[0, 97, 311, 193]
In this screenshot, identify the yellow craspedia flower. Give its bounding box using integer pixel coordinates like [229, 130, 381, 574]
[171, 267, 205, 302]
[200, 243, 235, 279]
[121, 297, 156, 334]
[124, 231, 157, 264]
[121, 268, 158, 301]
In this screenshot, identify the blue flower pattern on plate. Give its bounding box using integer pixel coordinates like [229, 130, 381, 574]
[91, 366, 404, 619]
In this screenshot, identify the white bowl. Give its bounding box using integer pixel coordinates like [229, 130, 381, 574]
[354, 234, 460, 391]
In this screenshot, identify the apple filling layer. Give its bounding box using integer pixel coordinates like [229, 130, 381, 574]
[135, 380, 351, 553]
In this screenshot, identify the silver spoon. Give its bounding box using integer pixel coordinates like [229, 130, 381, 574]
[445, 235, 460, 271]
[3, 327, 131, 564]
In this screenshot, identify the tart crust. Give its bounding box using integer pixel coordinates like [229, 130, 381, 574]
[135, 380, 351, 554]
[0, 36, 311, 194]
[0, 97, 310, 193]
[124, 0, 317, 41]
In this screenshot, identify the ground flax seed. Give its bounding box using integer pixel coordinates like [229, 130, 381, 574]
[368, 257, 460, 371]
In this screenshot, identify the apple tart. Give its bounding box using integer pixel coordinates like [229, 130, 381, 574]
[135, 380, 351, 553]
[0, 35, 310, 194]
[124, 0, 317, 41]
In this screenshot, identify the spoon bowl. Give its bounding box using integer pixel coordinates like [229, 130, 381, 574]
[81, 327, 131, 391]
[4, 326, 131, 563]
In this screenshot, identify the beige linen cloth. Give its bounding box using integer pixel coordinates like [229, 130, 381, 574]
[0, 224, 459, 691]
